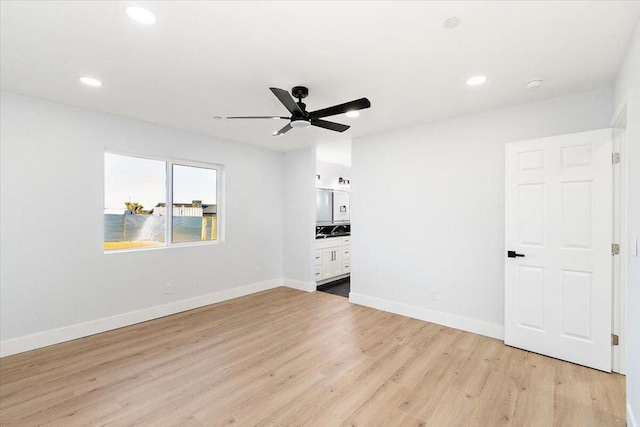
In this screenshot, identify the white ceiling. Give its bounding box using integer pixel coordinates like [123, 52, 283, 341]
[2, 1, 639, 152]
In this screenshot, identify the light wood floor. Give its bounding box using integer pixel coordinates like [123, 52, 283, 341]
[0, 287, 625, 426]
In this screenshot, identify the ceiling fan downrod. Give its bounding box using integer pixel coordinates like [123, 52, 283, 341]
[292, 86, 308, 114]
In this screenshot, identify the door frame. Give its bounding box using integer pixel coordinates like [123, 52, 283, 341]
[611, 93, 629, 374]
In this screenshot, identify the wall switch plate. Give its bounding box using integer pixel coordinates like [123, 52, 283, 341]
[164, 283, 172, 294]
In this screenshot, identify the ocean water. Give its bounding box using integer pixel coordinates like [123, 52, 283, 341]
[104, 214, 216, 243]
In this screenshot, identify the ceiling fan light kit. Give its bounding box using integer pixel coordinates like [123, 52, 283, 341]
[223, 86, 371, 136]
[290, 118, 311, 128]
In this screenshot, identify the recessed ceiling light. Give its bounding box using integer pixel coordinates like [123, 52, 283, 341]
[444, 17, 461, 29]
[526, 79, 544, 90]
[466, 75, 487, 86]
[79, 77, 102, 87]
[126, 6, 157, 25]
[346, 111, 360, 118]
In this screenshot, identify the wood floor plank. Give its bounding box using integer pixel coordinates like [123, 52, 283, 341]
[468, 370, 519, 426]
[339, 380, 411, 426]
[0, 287, 626, 426]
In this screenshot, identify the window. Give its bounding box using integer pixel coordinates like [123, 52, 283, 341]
[171, 164, 218, 243]
[104, 153, 221, 251]
[104, 153, 166, 250]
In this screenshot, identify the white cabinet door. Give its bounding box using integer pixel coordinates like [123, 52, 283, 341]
[321, 247, 343, 279]
[505, 129, 612, 371]
[332, 247, 343, 277]
[321, 249, 333, 279]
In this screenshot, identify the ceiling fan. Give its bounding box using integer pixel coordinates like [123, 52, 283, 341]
[224, 86, 371, 136]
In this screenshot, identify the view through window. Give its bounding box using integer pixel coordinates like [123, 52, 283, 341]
[104, 153, 219, 251]
[172, 164, 218, 243]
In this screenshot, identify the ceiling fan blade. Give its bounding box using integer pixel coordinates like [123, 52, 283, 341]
[311, 119, 350, 133]
[270, 87, 303, 115]
[273, 123, 293, 136]
[309, 97, 371, 119]
[225, 116, 288, 119]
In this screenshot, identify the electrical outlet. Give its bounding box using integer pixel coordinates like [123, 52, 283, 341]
[430, 288, 438, 301]
[255, 268, 260, 276]
[164, 283, 172, 294]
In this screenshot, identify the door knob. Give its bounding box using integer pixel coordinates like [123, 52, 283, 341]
[507, 250, 525, 258]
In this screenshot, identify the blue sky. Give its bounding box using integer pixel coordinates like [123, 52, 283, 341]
[104, 153, 217, 213]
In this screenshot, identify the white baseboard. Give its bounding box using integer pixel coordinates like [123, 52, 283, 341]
[630, 404, 638, 427]
[282, 278, 316, 292]
[349, 292, 504, 340]
[0, 278, 283, 358]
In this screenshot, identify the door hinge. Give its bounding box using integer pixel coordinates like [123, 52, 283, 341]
[612, 243, 620, 255]
[612, 334, 619, 346]
[612, 152, 620, 164]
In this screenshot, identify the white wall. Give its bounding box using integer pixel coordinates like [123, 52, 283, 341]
[316, 139, 351, 167]
[614, 19, 640, 427]
[316, 160, 351, 191]
[316, 141, 351, 167]
[350, 88, 612, 338]
[0, 92, 284, 354]
[282, 148, 316, 291]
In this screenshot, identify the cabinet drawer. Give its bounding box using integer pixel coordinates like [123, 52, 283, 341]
[315, 237, 342, 250]
[314, 250, 322, 266]
[314, 265, 322, 280]
[342, 246, 351, 260]
[342, 236, 351, 245]
[343, 261, 351, 273]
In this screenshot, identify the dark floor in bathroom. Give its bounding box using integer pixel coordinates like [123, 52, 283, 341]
[317, 278, 350, 298]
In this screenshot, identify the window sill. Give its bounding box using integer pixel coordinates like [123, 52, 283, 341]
[103, 239, 222, 254]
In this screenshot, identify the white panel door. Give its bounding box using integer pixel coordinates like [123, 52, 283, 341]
[505, 129, 612, 371]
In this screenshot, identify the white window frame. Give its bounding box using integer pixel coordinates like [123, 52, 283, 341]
[104, 150, 224, 253]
